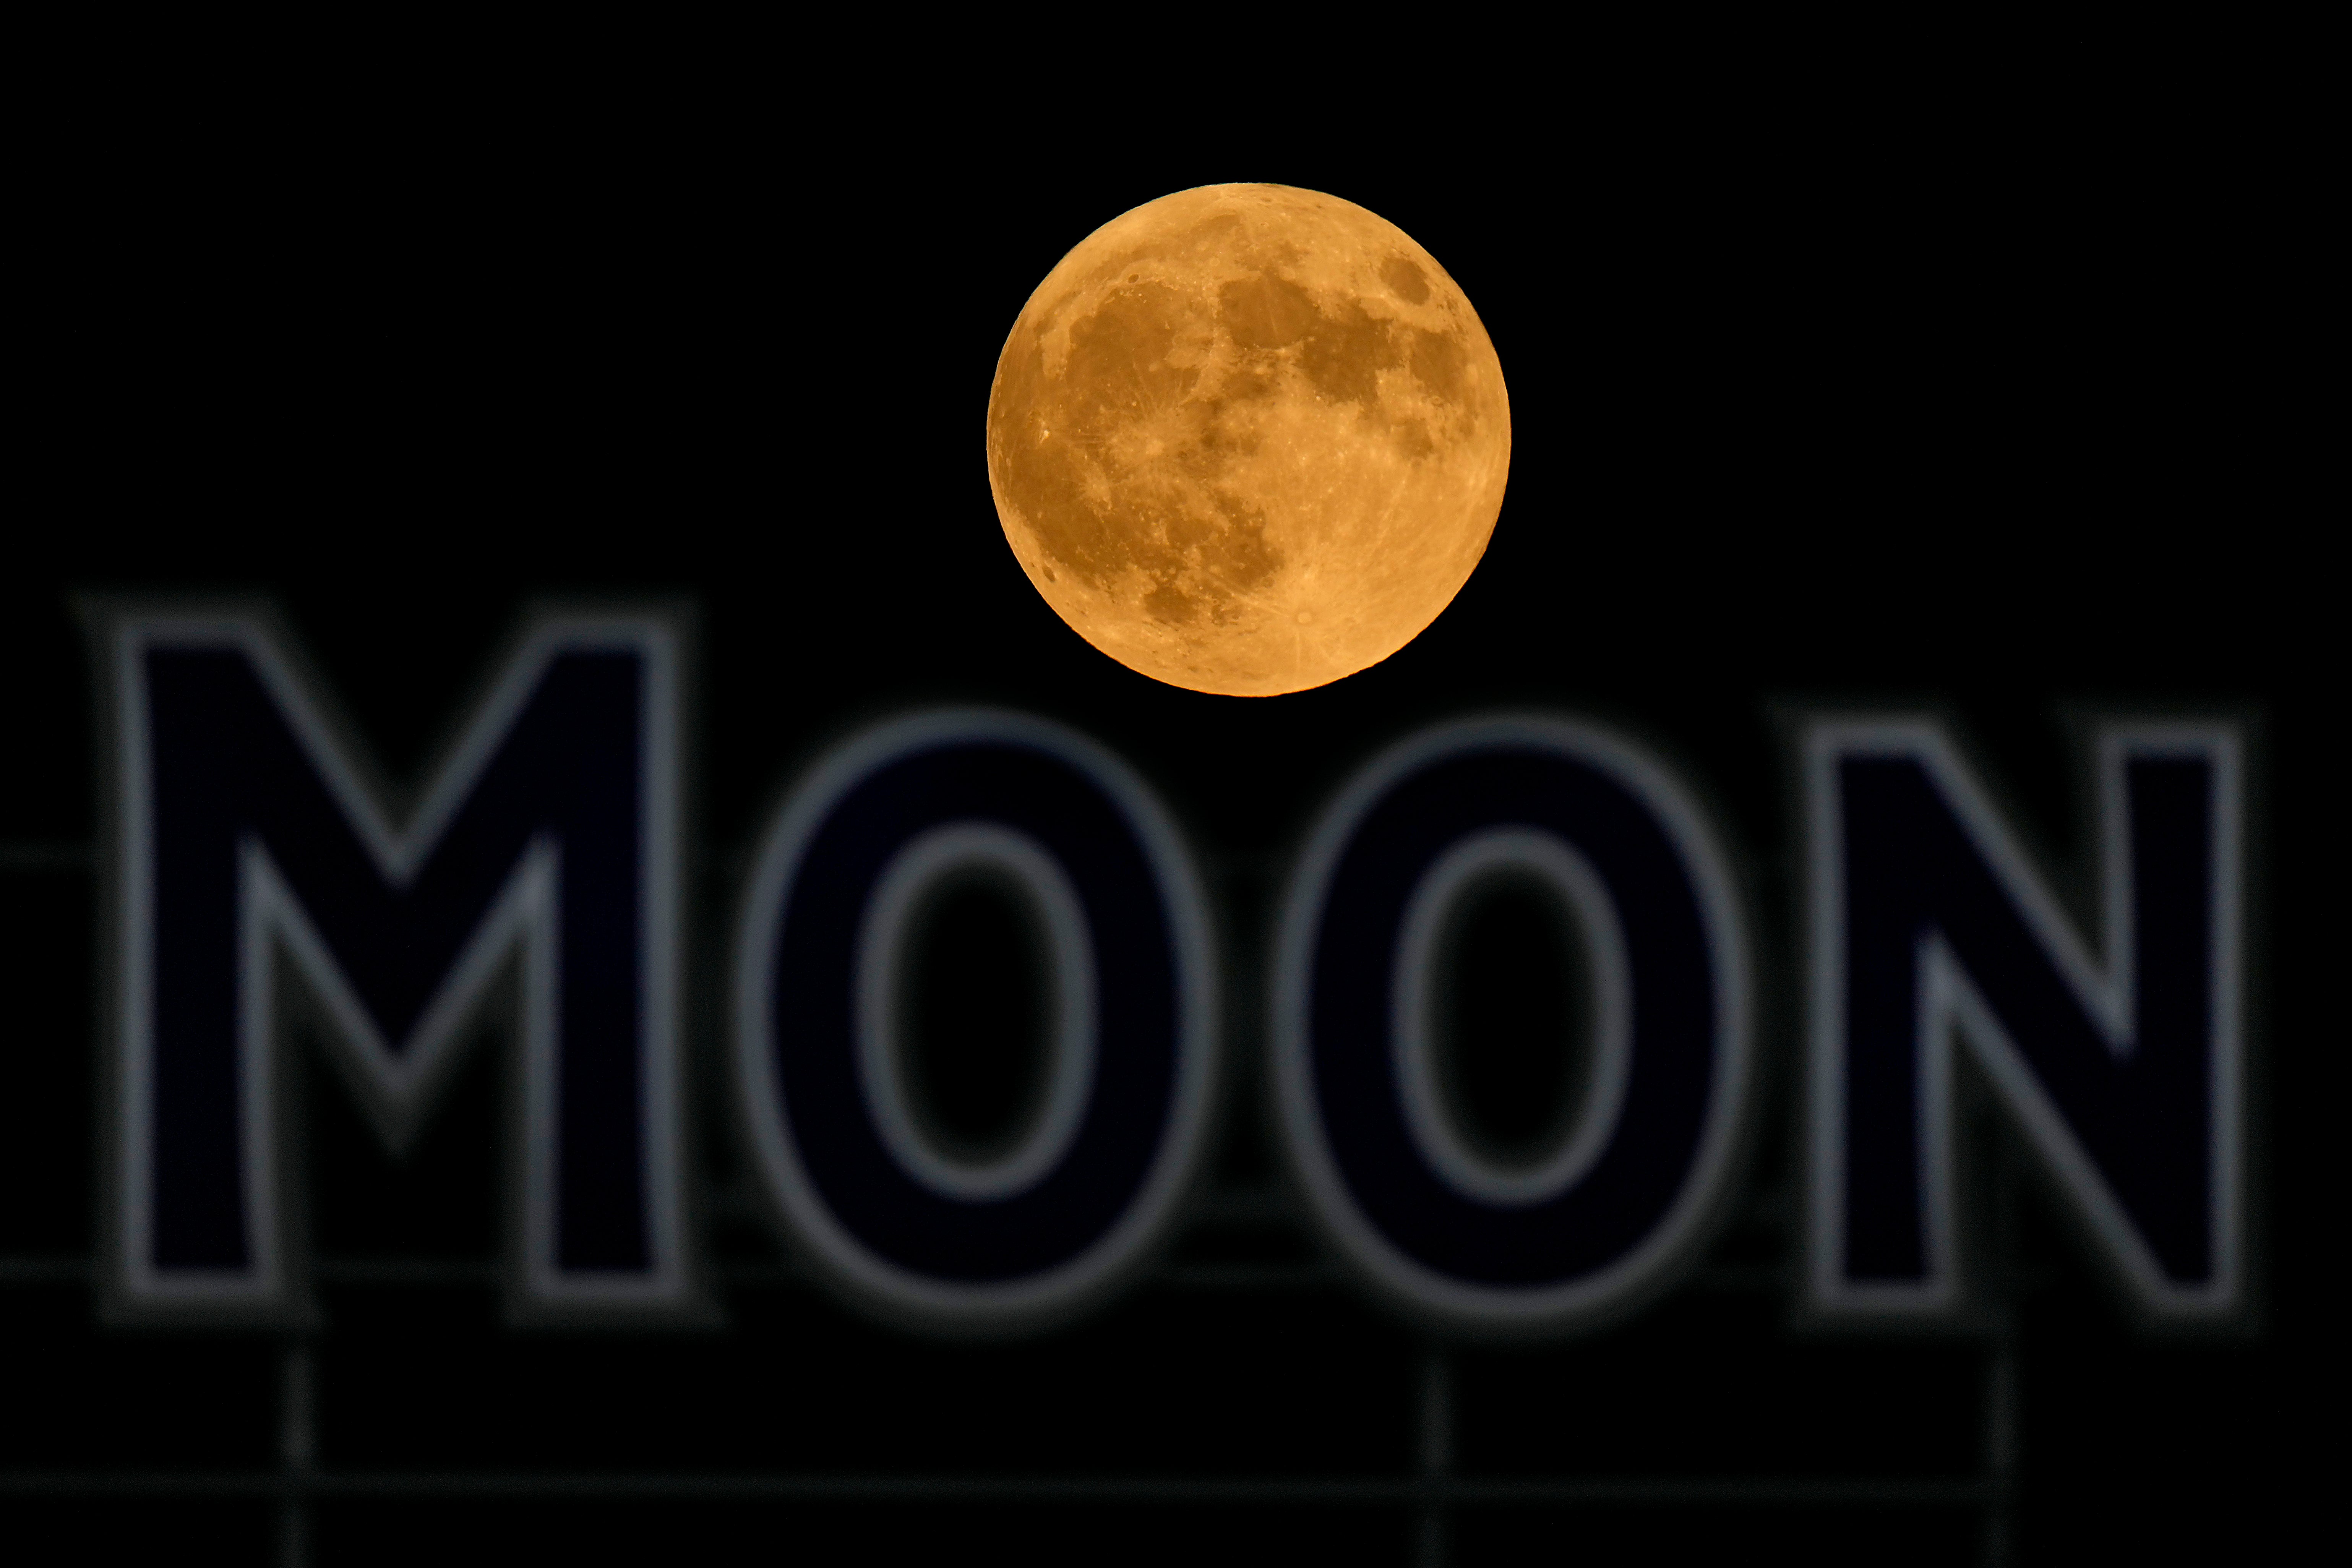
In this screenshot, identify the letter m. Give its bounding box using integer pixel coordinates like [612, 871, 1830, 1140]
[99, 608, 688, 1322]
[1804, 718, 2244, 1324]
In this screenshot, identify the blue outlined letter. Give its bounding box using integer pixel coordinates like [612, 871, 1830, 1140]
[1272, 717, 1752, 1332]
[732, 710, 1217, 1332]
[1804, 720, 2244, 1323]
[101, 609, 687, 1322]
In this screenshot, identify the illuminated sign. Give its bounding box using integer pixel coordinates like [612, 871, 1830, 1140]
[93, 605, 2247, 1335]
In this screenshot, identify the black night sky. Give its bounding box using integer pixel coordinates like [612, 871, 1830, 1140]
[5, 63, 2322, 1565]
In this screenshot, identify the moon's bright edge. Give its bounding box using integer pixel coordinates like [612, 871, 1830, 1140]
[986, 184, 1511, 697]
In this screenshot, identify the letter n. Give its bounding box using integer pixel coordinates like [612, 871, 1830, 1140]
[96, 608, 688, 1323]
[1804, 718, 2244, 1324]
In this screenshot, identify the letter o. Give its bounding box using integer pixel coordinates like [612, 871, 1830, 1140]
[733, 710, 1217, 1330]
[1273, 717, 1752, 1331]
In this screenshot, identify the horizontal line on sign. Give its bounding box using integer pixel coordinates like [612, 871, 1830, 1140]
[0, 848, 1292, 883]
[704, 1184, 1312, 1229]
[0, 1469, 1993, 1508]
[0, 1256, 1794, 1295]
[0, 841, 92, 870]
[315, 1258, 500, 1286]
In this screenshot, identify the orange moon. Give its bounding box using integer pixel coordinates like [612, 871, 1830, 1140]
[985, 184, 1511, 696]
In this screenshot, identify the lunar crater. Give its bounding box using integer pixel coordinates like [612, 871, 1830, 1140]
[988, 183, 1509, 695]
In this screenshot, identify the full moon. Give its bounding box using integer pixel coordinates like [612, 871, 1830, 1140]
[986, 184, 1510, 696]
